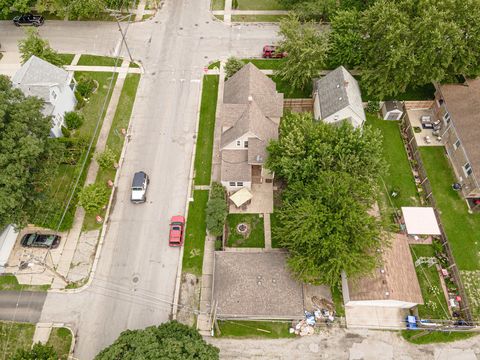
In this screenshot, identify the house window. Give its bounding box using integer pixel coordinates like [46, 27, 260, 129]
[237, 182, 243, 187]
[244, 141, 249, 148]
[229, 182, 236, 187]
[236, 140, 241, 147]
[454, 139, 461, 150]
[463, 162, 473, 177]
[443, 112, 451, 125]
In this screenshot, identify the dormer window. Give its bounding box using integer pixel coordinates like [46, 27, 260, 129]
[236, 140, 241, 147]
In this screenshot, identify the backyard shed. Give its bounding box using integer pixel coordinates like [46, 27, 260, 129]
[401, 207, 441, 235]
[381, 101, 404, 120]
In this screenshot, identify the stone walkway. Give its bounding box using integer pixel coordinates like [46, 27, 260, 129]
[52, 60, 130, 289]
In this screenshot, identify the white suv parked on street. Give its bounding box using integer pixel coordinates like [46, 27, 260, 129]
[131, 171, 149, 203]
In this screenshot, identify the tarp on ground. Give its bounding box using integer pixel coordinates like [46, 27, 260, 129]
[229, 188, 253, 207]
[401, 207, 441, 235]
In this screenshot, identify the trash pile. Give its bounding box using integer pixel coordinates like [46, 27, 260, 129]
[291, 298, 337, 336]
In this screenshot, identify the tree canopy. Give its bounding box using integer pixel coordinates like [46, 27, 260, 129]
[0, 75, 60, 229]
[267, 112, 387, 285]
[95, 321, 219, 360]
[276, 15, 330, 90]
[18, 28, 63, 66]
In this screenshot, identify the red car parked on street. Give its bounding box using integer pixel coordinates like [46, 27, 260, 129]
[262, 45, 286, 59]
[169, 215, 185, 247]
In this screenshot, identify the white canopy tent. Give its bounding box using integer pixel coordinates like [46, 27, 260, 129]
[401, 207, 441, 235]
[229, 188, 253, 207]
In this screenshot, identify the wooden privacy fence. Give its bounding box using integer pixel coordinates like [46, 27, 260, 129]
[401, 116, 473, 322]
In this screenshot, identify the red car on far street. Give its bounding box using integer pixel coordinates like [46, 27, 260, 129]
[262, 45, 286, 59]
[169, 215, 185, 247]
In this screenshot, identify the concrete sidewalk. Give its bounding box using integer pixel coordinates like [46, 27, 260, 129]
[64, 65, 142, 74]
[32, 323, 53, 345]
[213, 10, 289, 15]
[52, 60, 130, 289]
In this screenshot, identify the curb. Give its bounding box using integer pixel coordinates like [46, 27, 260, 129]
[172, 75, 205, 319]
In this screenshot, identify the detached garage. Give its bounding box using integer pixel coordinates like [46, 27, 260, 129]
[342, 233, 423, 329]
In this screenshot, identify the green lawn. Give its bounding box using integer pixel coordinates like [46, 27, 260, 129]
[182, 190, 209, 275]
[84, 73, 141, 230]
[208, 61, 220, 69]
[47, 327, 73, 360]
[236, 0, 286, 10]
[77, 55, 120, 67]
[58, 53, 75, 66]
[241, 58, 286, 70]
[401, 330, 477, 344]
[0, 274, 50, 291]
[194, 75, 219, 185]
[232, 15, 288, 22]
[216, 320, 294, 338]
[410, 245, 450, 320]
[419, 147, 480, 271]
[211, 0, 225, 10]
[331, 285, 345, 317]
[270, 212, 282, 248]
[366, 114, 419, 208]
[270, 75, 312, 98]
[0, 321, 35, 358]
[226, 214, 265, 247]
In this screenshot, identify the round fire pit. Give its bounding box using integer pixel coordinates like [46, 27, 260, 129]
[236, 223, 249, 235]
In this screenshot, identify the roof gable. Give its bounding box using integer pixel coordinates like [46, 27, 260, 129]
[12, 56, 70, 88]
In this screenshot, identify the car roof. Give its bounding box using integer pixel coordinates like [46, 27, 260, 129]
[132, 171, 146, 187]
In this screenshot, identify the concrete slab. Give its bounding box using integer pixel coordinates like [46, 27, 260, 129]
[345, 305, 410, 330]
[213, 252, 304, 319]
[229, 183, 274, 214]
[406, 108, 444, 147]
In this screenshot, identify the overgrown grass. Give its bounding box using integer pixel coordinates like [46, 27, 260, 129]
[216, 320, 295, 338]
[58, 53, 75, 66]
[194, 75, 219, 185]
[226, 214, 265, 248]
[0, 274, 50, 291]
[232, 15, 288, 22]
[77, 55, 120, 67]
[211, 0, 225, 10]
[331, 285, 345, 317]
[236, 0, 286, 10]
[182, 190, 209, 275]
[84, 73, 141, 230]
[419, 147, 480, 271]
[270, 75, 312, 98]
[366, 114, 419, 208]
[241, 58, 286, 70]
[47, 327, 73, 360]
[401, 330, 477, 344]
[410, 245, 450, 320]
[31, 72, 118, 231]
[0, 321, 35, 358]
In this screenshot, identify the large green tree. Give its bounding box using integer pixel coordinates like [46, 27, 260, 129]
[18, 28, 63, 66]
[0, 0, 31, 16]
[95, 321, 219, 360]
[276, 172, 384, 285]
[276, 15, 330, 90]
[267, 112, 386, 191]
[0, 75, 59, 229]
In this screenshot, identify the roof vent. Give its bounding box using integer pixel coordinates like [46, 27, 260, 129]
[385, 291, 390, 296]
[248, 95, 253, 102]
[380, 269, 385, 274]
[336, 84, 340, 88]
[338, 97, 343, 101]
[344, 81, 349, 87]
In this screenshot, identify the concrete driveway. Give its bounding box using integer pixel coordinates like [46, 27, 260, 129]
[0, 1, 283, 359]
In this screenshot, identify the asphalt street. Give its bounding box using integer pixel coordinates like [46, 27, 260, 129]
[0, 1, 280, 359]
[0, 291, 47, 323]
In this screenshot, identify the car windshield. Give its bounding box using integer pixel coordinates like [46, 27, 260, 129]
[132, 187, 143, 191]
[172, 226, 181, 231]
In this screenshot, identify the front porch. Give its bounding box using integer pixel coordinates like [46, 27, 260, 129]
[229, 182, 274, 214]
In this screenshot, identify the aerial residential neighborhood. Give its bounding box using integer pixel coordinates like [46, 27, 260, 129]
[0, 0, 479, 359]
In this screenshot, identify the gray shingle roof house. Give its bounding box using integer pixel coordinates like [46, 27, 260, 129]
[220, 63, 283, 192]
[12, 56, 77, 138]
[313, 66, 365, 128]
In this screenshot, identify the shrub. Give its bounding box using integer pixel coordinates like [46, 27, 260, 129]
[57, 136, 89, 165]
[61, 126, 71, 138]
[76, 75, 96, 98]
[75, 91, 85, 109]
[78, 184, 110, 214]
[225, 57, 245, 79]
[64, 111, 84, 129]
[95, 147, 117, 169]
[206, 183, 228, 236]
[366, 100, 380, 113]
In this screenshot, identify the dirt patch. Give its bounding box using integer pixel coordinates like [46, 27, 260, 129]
[177, 272, 201, 326]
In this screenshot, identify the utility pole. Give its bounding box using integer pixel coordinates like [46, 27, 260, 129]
[111, 12, 134, 63]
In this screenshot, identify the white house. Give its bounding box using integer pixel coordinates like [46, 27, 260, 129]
[313, 66, 366, 128]
[220, 63, 283, 194]
[12, 55, 77, 138]
[342, 233, 423, 329]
